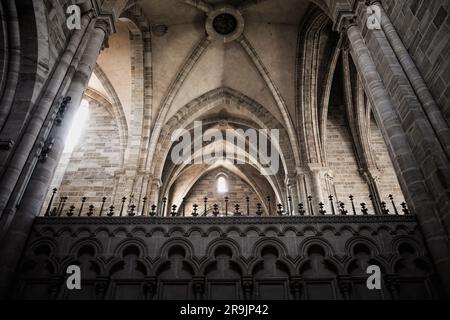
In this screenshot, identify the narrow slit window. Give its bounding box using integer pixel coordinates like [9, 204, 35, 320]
[217, 176, 228, 193]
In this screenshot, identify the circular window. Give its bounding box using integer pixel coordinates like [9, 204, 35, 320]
[205, 6, 245, 43]
[213, 13, 238, 35]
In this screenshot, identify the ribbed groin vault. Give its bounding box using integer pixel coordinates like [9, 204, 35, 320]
[0, 0, 449, 300]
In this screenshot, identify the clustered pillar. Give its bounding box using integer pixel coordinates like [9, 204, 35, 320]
[0, 18, 110, 297]
[342, 3, 450, 296]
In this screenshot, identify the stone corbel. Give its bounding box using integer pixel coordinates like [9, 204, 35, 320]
[242, 276, 254, 300]
[94, 276, 110, 300]
[337, 275, 353, 300]
[192, 276, 205, 300]
[361, 167, 381, 183]
[143, 276, 157, 300]
[384, 274, 399, 300]
[289, 276, 303, 300]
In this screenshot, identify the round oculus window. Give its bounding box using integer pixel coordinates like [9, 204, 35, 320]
[212, 13, 238, 35]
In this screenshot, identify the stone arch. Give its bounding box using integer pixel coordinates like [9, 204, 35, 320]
[69, 238, 103, 257]
[19, 239, 58, 278]
[143, 36, 211, 177]
[155, 243, 196, 300]
[344, 240, 388, 276]
[344, 236, 381, 257]
[28, 238, 58, 258]
[0, 0, 45, 131]
[392, 241, 434, 277]
[297, 5, 335, 165]
[205, 238, 243, 260]
[203, 243, 245, 299]
[151, 87, 297, 182]
[298, 239, 340, 299]
[203, 244, 245, 276]
[392, 236, 427, 257]
[158, 238, 196, 260]
[238, 35, 303, 168]
[299, 237, 336, 257]
[166, 163, 277, 216]
[251, 238, 289, 259]
[299, 242, 340, 274]
[113, 238, 148, 258]
[250, 242, 293, 300]
[160, 121, 286, 210]
[91, 65, 129, 165]
[118, 7, 152, 169]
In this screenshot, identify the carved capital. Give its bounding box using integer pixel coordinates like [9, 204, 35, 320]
[87, 0, 117, 33]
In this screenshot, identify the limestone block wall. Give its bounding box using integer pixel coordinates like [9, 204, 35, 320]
[382, 0, 450, 123]
[51, 100, 122, 212]
[369, 117, 406, 209]
[182, 168, 264, 215]
[326, 104, 405, 213]
[327, 104, 371, 203]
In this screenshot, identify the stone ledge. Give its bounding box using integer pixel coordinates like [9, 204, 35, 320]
[35, 214, 417, 225]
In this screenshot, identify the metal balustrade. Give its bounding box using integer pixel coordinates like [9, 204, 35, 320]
[44, 188, 411, 218]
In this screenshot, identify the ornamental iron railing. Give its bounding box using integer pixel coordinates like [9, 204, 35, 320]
[44, 189, 410, 218]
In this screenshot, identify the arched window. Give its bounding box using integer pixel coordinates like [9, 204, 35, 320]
[64, 99, 89, 153]
[216, 175, 228, 193]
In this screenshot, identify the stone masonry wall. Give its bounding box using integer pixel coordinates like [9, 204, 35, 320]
[382, 0, 450, 123]
[326, 104, 405, 213]
[327, 104, 371, 205]
[51, 100, 122, 214]
[369, 116, 406, 211]
[182, 168, 263, 216]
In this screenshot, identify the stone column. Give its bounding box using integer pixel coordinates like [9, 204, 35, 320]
[308, 163, 326, 214]
[0, 13, 94, 217]
[286, 176, 299, 215]
[376, 1, 450, 159]
[296, 168, 309, 213]
[354, 1, 450, 230]
[345, 19, 450, 297]
[148, 178, 161, 208]
[0, 20, 109, 297]
[361, 168, 383, 215]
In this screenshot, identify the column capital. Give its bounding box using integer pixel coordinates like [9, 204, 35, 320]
[307, 163, 330, 176]
[361, 167, 381, 182]
[94, 18, 113, 35]
[296, 166, 309, 176]
[81, 0, 117, 34]
[151, 178, 162, 188]
[333, 0, 383, 33]
[366, 0, 383, 6]
[334, 13, 358, 34]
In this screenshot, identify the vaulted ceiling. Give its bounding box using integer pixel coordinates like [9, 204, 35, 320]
[86, 0, 345, 206]
[92, 0, 339, 127]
